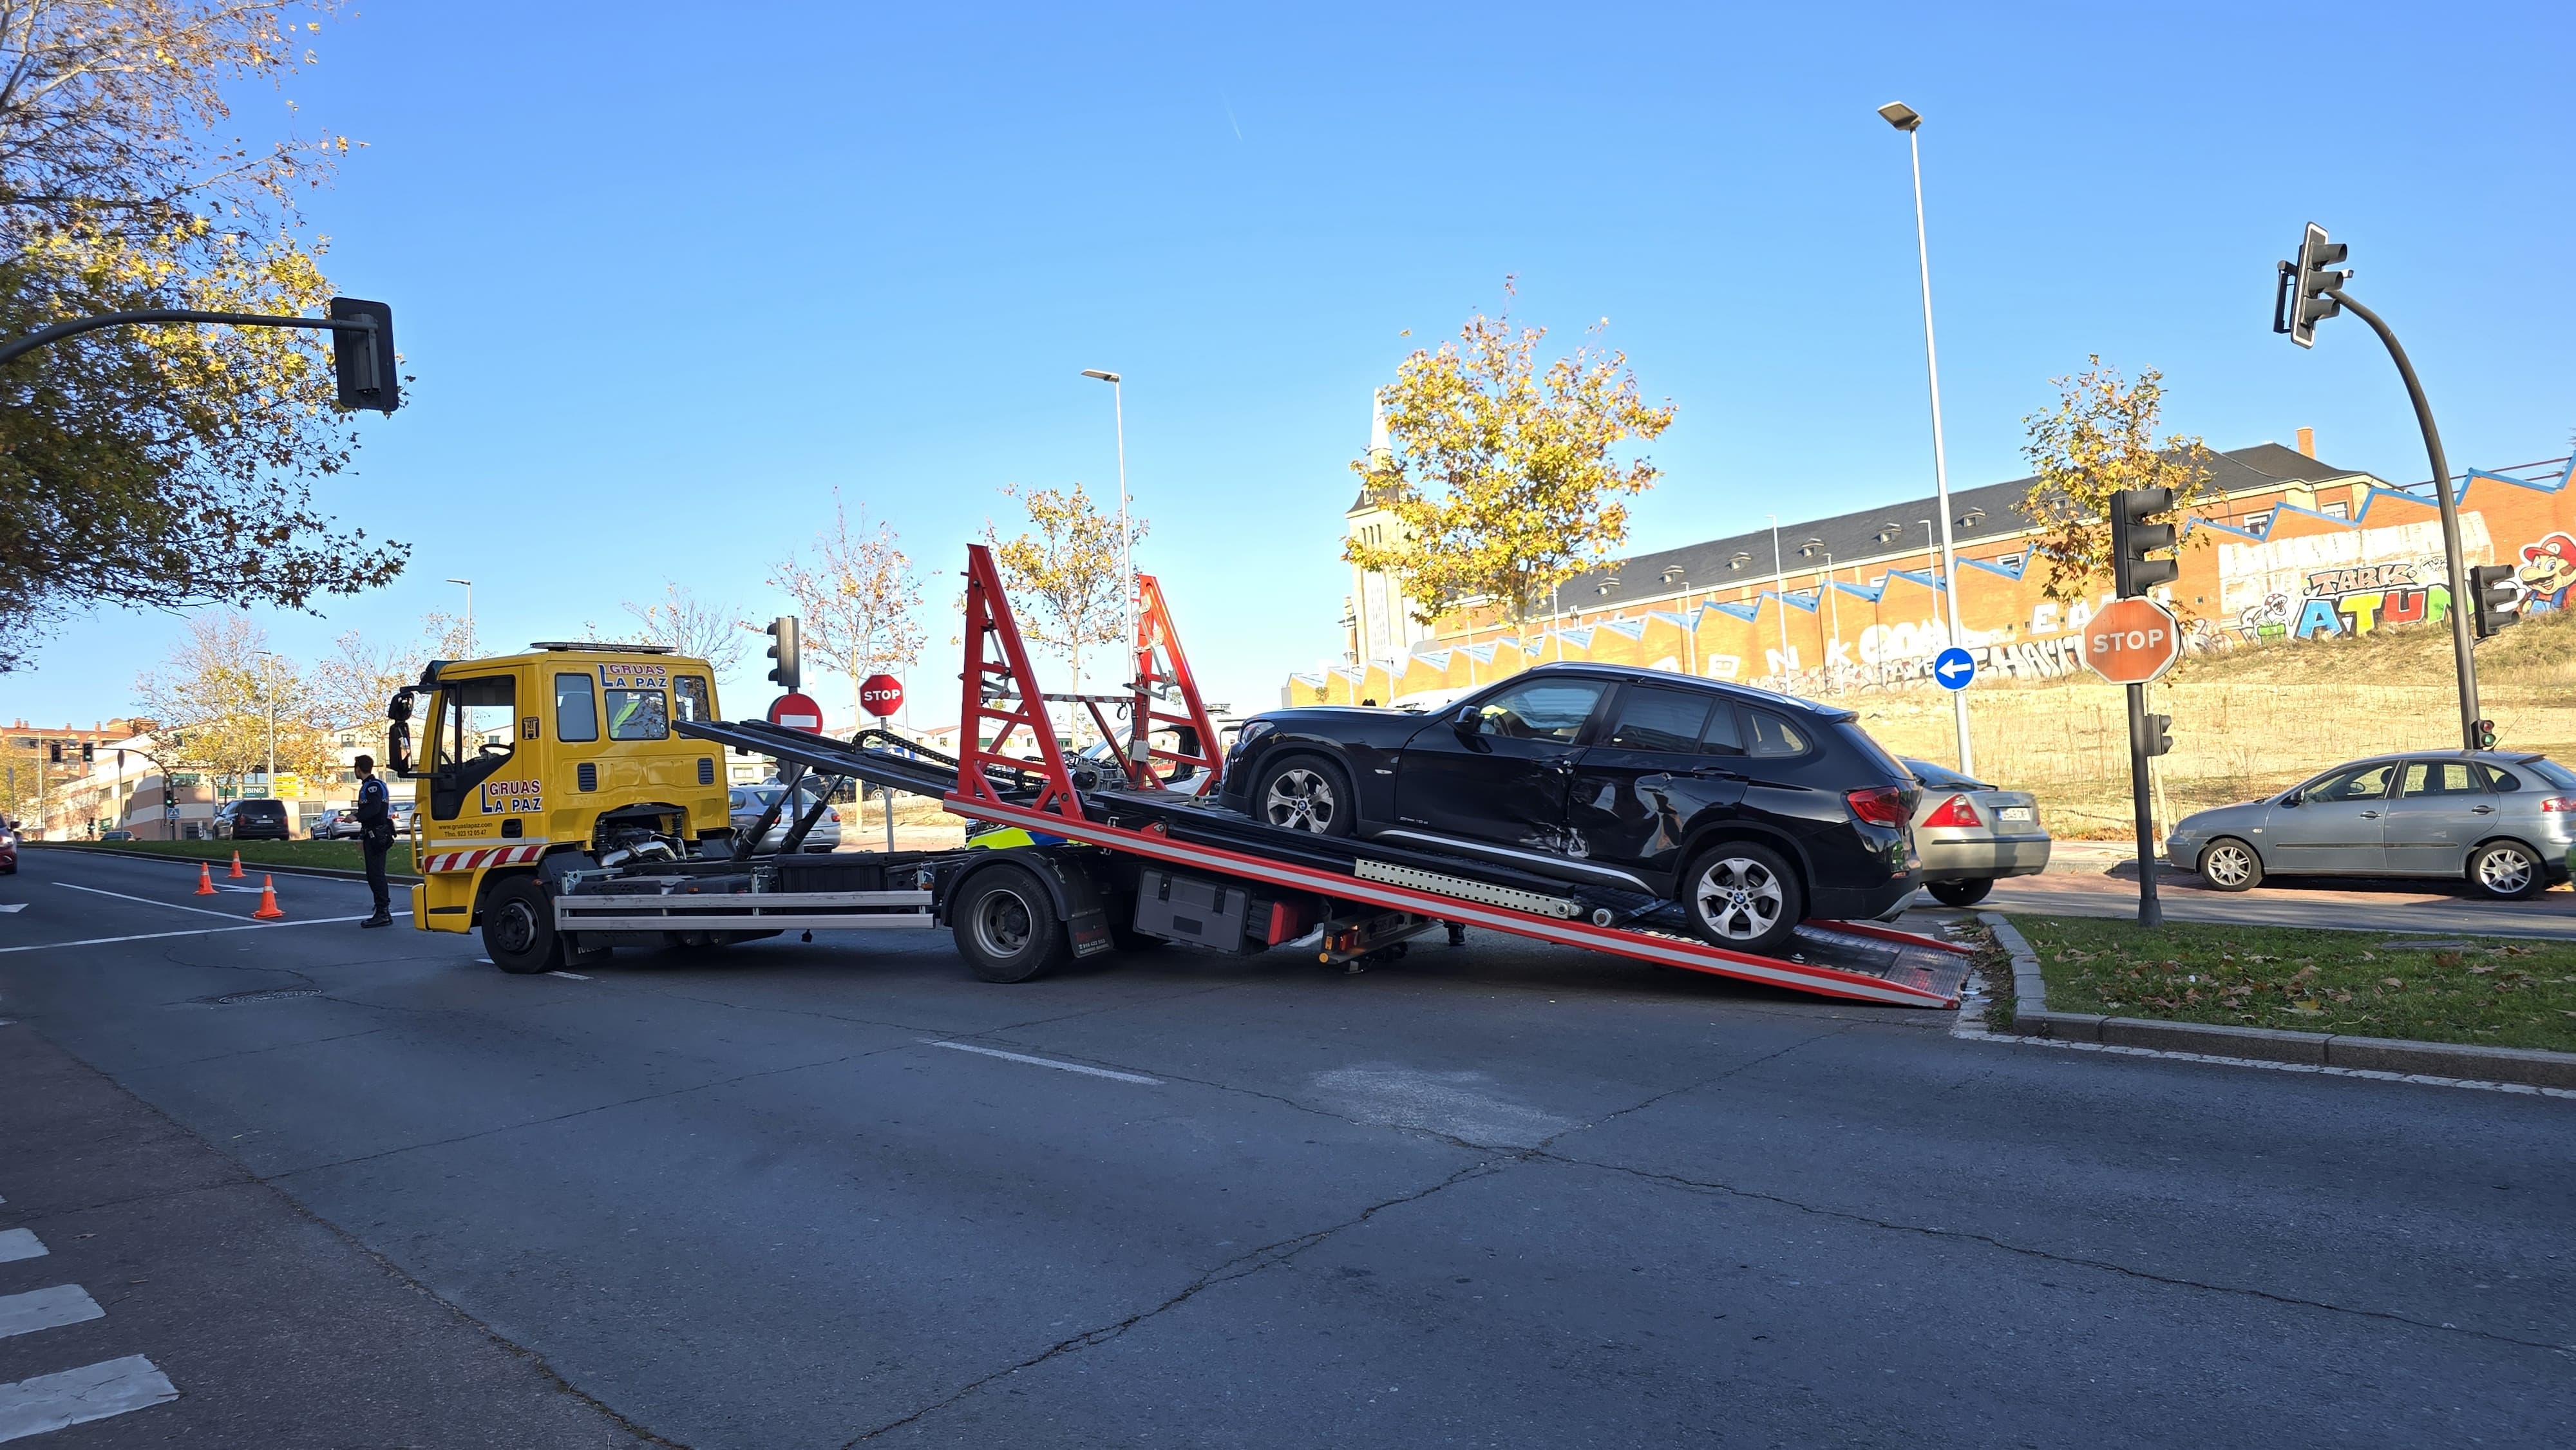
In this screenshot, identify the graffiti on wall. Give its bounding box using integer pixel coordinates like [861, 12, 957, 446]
[2519, 532, 2574, 611]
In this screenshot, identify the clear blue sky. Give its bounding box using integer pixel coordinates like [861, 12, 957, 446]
[13, 0, 2570, 728]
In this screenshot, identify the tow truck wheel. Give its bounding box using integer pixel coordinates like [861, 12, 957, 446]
[953, 865, 1070, 983]
[482, 876, 565, 975]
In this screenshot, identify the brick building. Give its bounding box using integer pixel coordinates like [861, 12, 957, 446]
[1291, 434, 2576, 706]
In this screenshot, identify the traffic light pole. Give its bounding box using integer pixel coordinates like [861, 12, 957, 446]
[2323, 288, 2482, 751]
[2125, 682, 2162, 928]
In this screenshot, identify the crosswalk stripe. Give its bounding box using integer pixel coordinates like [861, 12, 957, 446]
[0, 1286, 102, 1340]
[0, 1230, 43, 1265]
[0, 1356, 178, 1442]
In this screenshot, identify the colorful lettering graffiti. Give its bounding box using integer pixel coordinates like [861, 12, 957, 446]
[2285, 559, 2451, 639]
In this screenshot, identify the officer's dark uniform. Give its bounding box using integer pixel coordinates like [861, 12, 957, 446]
[355, 772, 394, 923]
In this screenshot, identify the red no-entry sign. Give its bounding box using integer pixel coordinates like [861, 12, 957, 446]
[768, 692, 825, 733]
[859, 674, 904, 718]
[2083, 598, 2183, 684]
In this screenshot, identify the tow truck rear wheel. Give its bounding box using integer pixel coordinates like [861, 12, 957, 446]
[483, 875, 564, 975]
[952, 865, 1070, 983]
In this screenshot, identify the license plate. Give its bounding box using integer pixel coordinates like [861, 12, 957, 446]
[1999, 807, 2034, 822]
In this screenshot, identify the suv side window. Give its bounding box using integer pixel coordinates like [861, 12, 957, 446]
[1743, 709, 1812, 758]
[1604, 687, 1714, 753]
[1700, 704, 1746, 757]
[1473, 680, 1607, 743]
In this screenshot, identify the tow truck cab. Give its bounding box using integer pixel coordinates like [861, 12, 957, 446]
[388, 643, 730, 935]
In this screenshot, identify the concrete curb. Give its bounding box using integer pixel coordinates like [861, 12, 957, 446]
[1975, 909, 2576, 1092]
[29, 842, 422, 886]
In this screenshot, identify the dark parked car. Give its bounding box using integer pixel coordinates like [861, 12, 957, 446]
[1218, 663, 1920, 952]
[211, 798, 292, 841]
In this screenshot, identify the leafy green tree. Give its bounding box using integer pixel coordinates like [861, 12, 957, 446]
[2020, 357, 2217, 605]
[1344, 279, 1675, 629]
[0, 0, 406, 670]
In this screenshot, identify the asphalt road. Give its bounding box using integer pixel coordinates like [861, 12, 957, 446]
[1, 847, 2570, 1447]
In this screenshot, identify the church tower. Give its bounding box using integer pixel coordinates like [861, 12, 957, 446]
[1343, 391, 1432, 668]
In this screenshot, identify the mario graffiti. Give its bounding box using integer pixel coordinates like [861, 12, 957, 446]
[2517, 532, 2575, 612]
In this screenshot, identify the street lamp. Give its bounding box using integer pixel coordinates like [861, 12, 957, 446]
[1766, 514, 1791, 686]
[251, 650, 279, 785]
[1079, 370, 1135, 702]
[1880, 99, 1975, 775]
[446, 578, 473, 655]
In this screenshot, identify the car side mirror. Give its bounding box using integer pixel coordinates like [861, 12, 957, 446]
[2280, 791, 2301, 807]
[1452, 706, 1481, 733]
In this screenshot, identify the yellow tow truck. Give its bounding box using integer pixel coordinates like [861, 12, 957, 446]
[388, 642, 735, 968]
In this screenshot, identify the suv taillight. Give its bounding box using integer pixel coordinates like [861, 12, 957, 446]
[1922, 794, 1982, 828]
[1845, 786, 1909, 827]
[2540, 796, 2576, 813]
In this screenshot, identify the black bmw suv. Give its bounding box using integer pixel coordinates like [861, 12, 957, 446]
[1219, 664, 1920, 953]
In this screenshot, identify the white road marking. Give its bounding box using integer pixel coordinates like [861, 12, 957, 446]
[60, 882, 263, 921]
[0, 1285, 102, 1340]
[547, 970, 591, 980]
[0, 1230, 43, 1265]
[0, 1355, 178, 1442]
[0, 913, 410, 956]
[0, 905, 23, 914]
[923, 1039, 1162, 1084]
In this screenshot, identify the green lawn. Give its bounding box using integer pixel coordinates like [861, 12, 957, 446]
[2011, 914, 2576, 1054]
[53, 838, 419, 878]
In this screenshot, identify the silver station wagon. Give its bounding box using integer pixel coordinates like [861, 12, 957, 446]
[2165, 751, 2576, 901]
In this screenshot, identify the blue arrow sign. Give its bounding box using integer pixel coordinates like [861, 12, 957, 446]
[1932, 646, 1976, 692]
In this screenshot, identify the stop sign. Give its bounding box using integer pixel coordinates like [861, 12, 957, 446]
[859, 673, 904, 717]
[767, 691, 825, 733]
[2083, 598, 2183, 684]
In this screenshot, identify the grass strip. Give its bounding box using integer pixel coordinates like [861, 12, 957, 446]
[2011, 913, 2576, 1054]
[52, 838, 419, 878]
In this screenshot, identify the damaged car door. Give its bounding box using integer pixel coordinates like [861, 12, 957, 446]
[1388, 675, 1609, 869]
[1563, 683, 1750, 894]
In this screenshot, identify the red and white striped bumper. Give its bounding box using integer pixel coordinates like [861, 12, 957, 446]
[421, 843, 547, 874]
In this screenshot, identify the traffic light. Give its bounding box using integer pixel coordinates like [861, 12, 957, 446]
[2470, 564, 2520, 640]
[2475, 719, 2499, 750]
[80, 741, 93, 763]
[2273, 223, 2350, 349]
[328, 297, 399, 414]
[765, 616, 800, 690]
[2144, 713, 2174, 758]
[2111, 486, 2178, 598]
[48, 742, 61, 764]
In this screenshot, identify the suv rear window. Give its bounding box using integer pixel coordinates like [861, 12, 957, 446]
[239, 800, 286, 819]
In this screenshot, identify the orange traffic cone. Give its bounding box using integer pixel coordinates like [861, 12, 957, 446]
[195, 861, 216, 896]
[251, 874, 285, 921]
[228, 851, 246, 880]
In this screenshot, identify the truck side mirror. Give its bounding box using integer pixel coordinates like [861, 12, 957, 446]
[385, 689, 415, 777]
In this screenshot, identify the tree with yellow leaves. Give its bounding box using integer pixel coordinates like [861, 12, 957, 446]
[0, 1, 406, 671]
[1344, 279, 1676, 630]
[2020, 358, 2217, 606]
[773, 491, 925, 725]
[135, 610, 341, 796]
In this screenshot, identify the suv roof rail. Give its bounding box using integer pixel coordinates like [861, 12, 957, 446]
[527, 641, 677, 655]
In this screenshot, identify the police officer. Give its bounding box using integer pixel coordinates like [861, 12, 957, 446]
[354, 755, 395, 927]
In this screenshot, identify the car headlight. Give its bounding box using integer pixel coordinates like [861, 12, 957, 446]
[1229, 720, 1276, 759]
